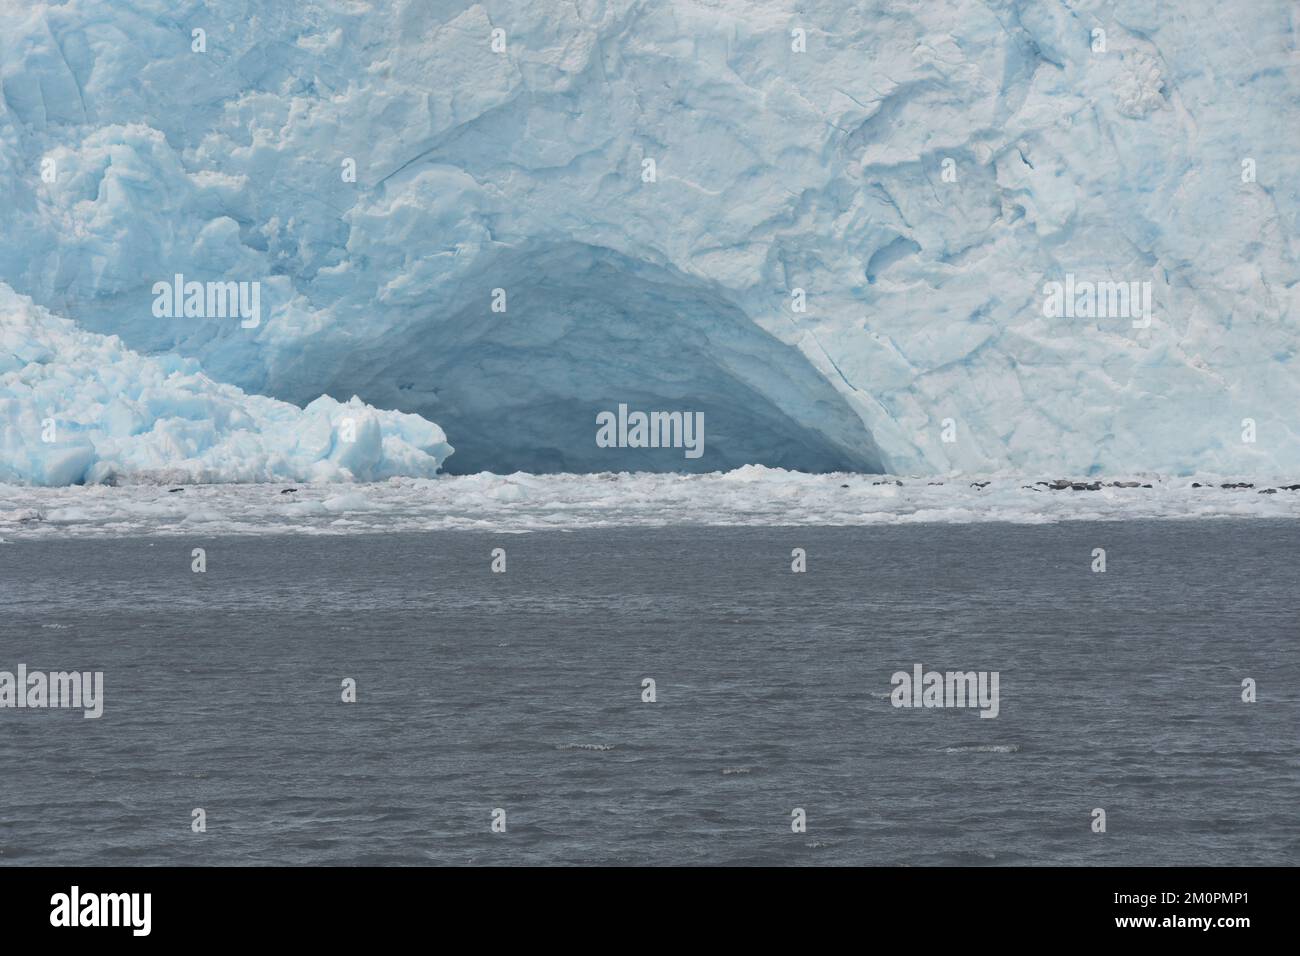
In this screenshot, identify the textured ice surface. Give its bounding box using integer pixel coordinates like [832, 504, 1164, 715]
[3, 469, 1300, 538]
[1, 0, 1298, 477]
[0, 284, 451, 485]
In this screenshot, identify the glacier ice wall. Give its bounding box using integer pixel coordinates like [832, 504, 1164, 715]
[1, 0, 1297, 476]
[0, 283, 451, 485]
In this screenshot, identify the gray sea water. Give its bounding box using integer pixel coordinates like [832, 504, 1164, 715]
[1, 522, 1297, 866]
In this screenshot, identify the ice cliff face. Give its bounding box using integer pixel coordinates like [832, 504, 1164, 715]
[1, 0, 1297, 478]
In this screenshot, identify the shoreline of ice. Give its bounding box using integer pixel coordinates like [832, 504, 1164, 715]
[3, 467, 1300, 539]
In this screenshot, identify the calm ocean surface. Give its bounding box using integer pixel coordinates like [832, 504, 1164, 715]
[1, 522, 1296, 865]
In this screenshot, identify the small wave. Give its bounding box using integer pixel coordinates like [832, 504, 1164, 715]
[41, 623, 71, 629]
[721, 767, 751, 775]
[945, 848, 1000, 863]
[940, 744, 1020, 754]
[556, 743, 615, 752]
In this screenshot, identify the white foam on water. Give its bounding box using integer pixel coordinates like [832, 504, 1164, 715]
[2, 469, 1299, 539]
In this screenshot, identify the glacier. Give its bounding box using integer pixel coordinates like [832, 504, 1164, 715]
[0, 0, 1297, 481]
[0, 283, 451, 484]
